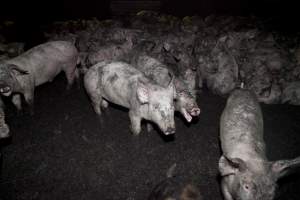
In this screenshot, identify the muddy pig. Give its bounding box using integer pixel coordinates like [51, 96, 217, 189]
[84, 61, 176, 135]
[0, 41, 79, 111]
[219, 89, 300, 200]
[133, 55, 200, 123]
[0, 98, 9, 139]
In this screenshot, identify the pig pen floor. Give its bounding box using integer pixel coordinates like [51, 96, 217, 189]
[0, 74, 300, 200]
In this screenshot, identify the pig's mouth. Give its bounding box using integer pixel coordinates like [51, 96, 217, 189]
[182, 107, 201, 123]
[182, 108, 193, 123]
[164, 131, 175, 136]
[163, 127, 175, 136]
[0, 86, 12, 96]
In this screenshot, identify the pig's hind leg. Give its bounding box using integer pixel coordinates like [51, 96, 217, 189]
[24, 88, 35, 115]
[63, 62, 79, 89]
[89, 92, 103, 116]
[12, 94, 22, 111]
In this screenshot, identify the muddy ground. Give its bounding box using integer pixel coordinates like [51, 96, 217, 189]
[0, 74, 300, 200]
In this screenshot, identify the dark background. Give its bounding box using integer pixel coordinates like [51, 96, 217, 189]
[1, 0, 299, 45]
[1, 0, 299, 22]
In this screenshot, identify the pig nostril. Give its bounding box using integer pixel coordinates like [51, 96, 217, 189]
[165, 128, 175, 135]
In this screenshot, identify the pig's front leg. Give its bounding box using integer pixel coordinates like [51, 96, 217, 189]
[23, 88, 35, 115]
[12, 94, 22, 111]
[221, 179, 234, 200]
[129, 110, 142, 135]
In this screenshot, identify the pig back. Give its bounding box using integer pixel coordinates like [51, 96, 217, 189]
[100, 62, 145, 108]
[220, 89, 266, 159]
[135, 55, 171, 87]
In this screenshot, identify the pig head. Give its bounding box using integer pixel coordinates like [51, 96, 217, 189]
[0, 63, 28, 96]
[174, 78, 200, 122]
[219, 89, 300, 200]
[219, 155, 300, 200]
[161, 42, 198, 96]
[137, 76, 176, 135]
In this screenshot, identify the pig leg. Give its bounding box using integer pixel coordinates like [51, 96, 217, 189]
[74, 68, 80, 88]
[84, 74, 103, 115]
[100, 99, 110, 116]
[90, 95, 102, 116]
[64, 64, 78, 90]
[101, 99, 109, 109]
[12, 94, 22, 111]
[221, 179, 233, 200]
[24, 89, 35, 115]
[129, 111, 142, 135]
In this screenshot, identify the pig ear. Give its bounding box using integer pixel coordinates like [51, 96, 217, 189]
[137, 83, 149, 104]
[271, 156, 300, 180]
[9, 64, 29, 75]
[219, 155, 247, 176]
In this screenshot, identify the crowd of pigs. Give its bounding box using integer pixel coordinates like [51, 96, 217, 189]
[1, 11, 300, 199]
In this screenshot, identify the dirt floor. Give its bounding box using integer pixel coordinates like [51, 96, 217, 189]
[0, 74, 300, 200]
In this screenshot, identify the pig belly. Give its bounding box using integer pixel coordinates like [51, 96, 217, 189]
[33, 62, 62, 86]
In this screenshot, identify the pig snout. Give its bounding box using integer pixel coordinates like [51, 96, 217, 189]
[0, 83, 11, 94]
[164, 127, 175, 135]
[190, 107, 200, 116]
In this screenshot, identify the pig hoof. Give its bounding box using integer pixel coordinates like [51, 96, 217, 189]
[130, 128, 140, 136]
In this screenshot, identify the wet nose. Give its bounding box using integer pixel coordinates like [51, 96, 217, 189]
[165, 127, 175, 135]
[0, 84, 10, 93]
[191, 107, 201, 116]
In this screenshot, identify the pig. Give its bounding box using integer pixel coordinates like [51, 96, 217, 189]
[132, 55, 200, 123]
[84, 61, 176, 135]
[0, 41, 79, 111]
[0, 98, 9, 139]
[219, 89, 300, 200]
[148, 164, 203, 200]
[81, 36, 135, 70]
[197, 39, 239, 96]
[148, 177, 202, 200]
[159, 40, 198, 96]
